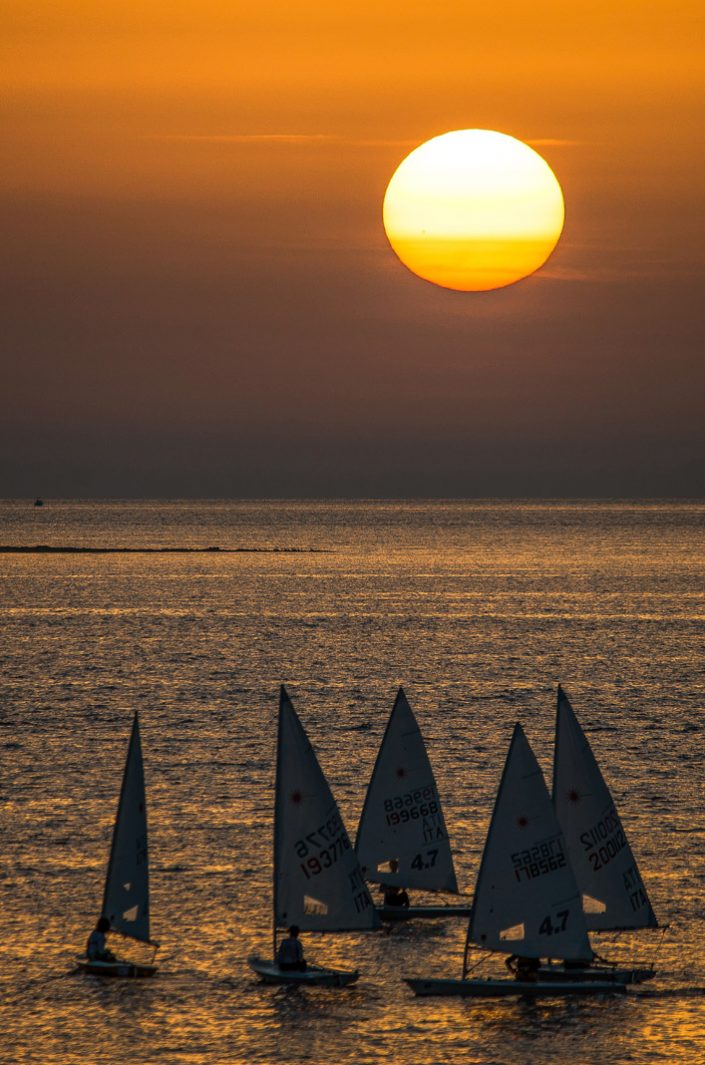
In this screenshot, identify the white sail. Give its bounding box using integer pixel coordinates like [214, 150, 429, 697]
[102, 713, 151, 943]
[469, 723, 591, 961]
[355, 688, 458, 893]
[553, 686, 658, 931]
[274, 688, 380, 932]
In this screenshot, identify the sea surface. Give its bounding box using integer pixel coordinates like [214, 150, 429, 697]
[1, 500, 704, 1065]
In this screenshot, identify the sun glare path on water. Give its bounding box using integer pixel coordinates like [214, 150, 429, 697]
[383, 129, 565, 292]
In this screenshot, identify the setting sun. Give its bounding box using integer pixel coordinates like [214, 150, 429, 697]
[383, 129, 565, 292]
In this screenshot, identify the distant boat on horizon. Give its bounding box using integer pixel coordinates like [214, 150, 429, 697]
[33, 498, 43, 507]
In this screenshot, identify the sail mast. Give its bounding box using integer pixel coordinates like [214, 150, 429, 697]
[354, 690, 399, 858]
[355, 687, 458, 893]
[461, 916, 474, 980]
[468, 722, 591, 963]
[101, 711, 151, 944]
[553, 685, 658, 931]
[465, 722, 518, 958]
[101, 712, 139, 922]
[274, 687, 379, 933]
[273, 686, 287, 961]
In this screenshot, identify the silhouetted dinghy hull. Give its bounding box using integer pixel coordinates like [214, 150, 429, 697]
[76, 958, 158, 979]
[248, 956, 359, 987]
[406, 727, 621, 998]
[405, 977, 626, 998]
[538, 963, 654, 985]
[377, 904, 473, 922]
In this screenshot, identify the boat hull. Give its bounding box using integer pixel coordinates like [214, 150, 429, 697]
[377, 904, 473, 922]
[248, 956, 359, 987]
[539, 964, 655, 985]
[405, 976, 627, 997]
[76, 958, 158, 979]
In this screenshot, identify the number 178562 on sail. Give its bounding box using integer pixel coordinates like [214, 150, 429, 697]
[511, 837, 567, 882]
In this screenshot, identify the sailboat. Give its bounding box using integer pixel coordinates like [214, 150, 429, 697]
[546, 685, 659, 983]
[77, 712, 159, 978]
[405, 724, 625, 996]
[248, 687, 380, 987]
[355, 688, 472, 921]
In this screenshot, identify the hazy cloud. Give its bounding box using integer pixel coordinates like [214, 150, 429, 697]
[527, 138, 582, 147]
[146, 133, 417, 147]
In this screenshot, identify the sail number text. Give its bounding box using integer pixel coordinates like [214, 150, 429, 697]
[579, 806, 628, 872]
[623, 863, 649, 912]
[384, 786, 440, 827]
[295, 813, 352, 879]
[538, 910, 569, 936]
[511, 837, 566, 881]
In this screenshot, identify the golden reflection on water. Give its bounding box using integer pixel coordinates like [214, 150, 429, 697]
[2, 501, 705, 1064]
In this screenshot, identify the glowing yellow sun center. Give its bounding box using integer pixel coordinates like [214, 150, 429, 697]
[383, 129, 565, 292]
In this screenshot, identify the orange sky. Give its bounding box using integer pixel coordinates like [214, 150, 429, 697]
[2, 1, 704, 495]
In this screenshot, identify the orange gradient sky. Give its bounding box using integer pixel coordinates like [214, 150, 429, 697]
[2, 1, 704, 495]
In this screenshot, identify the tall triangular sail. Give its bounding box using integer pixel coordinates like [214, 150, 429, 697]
[553, 686, 657, 931]
[102, 713, 151, 943]
[355, 688, 458, 893]
[275, 688, 380, 932]
[468, 723, 591, 960]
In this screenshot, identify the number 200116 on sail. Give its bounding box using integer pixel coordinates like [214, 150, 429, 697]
[580, 808, 628, 871]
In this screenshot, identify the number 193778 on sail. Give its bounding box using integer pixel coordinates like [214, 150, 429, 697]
[295, 811, 352, 878]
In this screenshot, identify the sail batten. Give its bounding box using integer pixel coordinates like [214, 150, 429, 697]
[468, 723, 591, 961]
[355, 688, 458, 894]
[102, 712, 151, 943]
[553, 686, 657, 932]
[274, 688, 380, 933]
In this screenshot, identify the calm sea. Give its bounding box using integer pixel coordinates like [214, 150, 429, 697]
[2, 500, 704, 1064]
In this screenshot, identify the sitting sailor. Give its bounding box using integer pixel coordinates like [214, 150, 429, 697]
[380, 859, 410, 909]
[381, 883, 410, 908]
[277, 925, 307, 971]
[505, 954, 540, 982]
[86, 916, 116, 962]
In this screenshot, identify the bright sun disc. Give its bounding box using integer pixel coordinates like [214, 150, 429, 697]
[383, 129, 565, 292]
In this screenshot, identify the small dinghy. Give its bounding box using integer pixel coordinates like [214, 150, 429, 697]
[77, 713, 159, 978]
[248, 958, 359, 988]
[537, 961, 653, 985]
[406, 975, 625, 997]
[549, 685, 660, 983]
[78, 957, 157, 979]
[248, 687, 379, 987]
[356, 688, 469, 921]
[405, 724, 626, 998]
